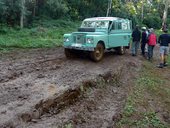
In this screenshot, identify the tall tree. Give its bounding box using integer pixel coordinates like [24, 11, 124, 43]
[20, 0, 25, 28]
[106, 0, 112, 16]
[162, 0, 170, 28]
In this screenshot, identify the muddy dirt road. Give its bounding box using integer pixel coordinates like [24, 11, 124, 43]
[0, 47, 143, 128]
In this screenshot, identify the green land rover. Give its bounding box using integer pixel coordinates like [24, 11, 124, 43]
[63, 17, 132, 61]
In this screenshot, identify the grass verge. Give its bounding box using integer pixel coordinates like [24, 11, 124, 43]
[115, 56, 170, 128]
[0, 19, 80, 52]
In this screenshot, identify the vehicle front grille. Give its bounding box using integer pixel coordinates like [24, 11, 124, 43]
[73, 34, 86, 44]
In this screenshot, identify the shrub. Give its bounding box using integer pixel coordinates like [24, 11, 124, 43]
[143, 15, 161, 29]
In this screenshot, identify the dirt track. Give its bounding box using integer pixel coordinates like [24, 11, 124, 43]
[0, 47, 142, 128]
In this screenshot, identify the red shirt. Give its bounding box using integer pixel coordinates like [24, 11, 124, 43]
[148, 33, 157, 46]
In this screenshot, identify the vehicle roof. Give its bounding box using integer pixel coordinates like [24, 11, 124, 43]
[84, 17, 129, 21]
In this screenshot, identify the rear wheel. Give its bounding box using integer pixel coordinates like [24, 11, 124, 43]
[117, 46, 126, 55]
[90, 43, 104, 62]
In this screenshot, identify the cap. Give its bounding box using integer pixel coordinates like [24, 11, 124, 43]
[141, 27, 146, 30]
[150, 28, 154, 32]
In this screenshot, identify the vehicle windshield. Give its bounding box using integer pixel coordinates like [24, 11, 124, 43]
[81, 20, 110, 28]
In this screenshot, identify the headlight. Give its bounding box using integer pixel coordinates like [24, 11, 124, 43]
[87, 38, 94, 43]
[64, 37, 69, 42]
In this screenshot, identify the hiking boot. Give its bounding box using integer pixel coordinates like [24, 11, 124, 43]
[164, 62, 168, 67]
[157, 63, 164, 68]
[147, 57, 152, 62]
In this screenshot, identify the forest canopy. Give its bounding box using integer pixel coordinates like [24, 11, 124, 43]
[0, 0, 169, 29]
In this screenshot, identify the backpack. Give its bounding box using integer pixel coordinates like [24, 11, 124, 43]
[148, 33, 156, 46]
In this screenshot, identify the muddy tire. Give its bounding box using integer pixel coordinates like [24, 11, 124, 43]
[64, 48, 76, 58]
[90, 43, 104, 62]
[117, 46, 126, 55]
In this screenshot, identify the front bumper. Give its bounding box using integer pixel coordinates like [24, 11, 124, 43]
[64, 45, 94, 51]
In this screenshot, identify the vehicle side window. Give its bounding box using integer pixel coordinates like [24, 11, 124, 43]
[118, 22, 122, 29]
[122, 22, 128, 30]
[111, 22, 115, 30]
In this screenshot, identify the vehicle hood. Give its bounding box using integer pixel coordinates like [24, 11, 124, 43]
[72, 31, 107, 35]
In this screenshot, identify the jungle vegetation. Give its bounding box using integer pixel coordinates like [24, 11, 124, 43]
[0, 0, 170, 49]
[0, 0, 169, 29]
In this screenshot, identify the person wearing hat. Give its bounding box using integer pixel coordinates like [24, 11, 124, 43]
[157, 29, 170, 68]
[141, 27, 148, 56]
[147, 28, 157, 61]
[131, 25, 141, 56]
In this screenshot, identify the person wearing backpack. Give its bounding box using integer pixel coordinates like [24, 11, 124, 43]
[147, 28, 157, 61]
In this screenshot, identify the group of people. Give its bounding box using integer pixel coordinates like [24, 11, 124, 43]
[131, 25, 170, 68]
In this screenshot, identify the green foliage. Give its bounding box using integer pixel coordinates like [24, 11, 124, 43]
[123, 103, 135, 117]
[126, 2, 137, 16]
[168, 56, 170, 64]
[64, 123, 73, 128]
[135, 112, 166, 128]
[45, 0, 69, 18]
[137, 76, 163, 91]
[0, 0, 167, 29]
[0, 20, 80, 49]
[0, 0, 21, 26]
[143, 15, 162, 28]
[65, 0, 108, 20]
[118, 112, 166, 128]
[116, 61, 169, 128]
[0, 24, 8, 34]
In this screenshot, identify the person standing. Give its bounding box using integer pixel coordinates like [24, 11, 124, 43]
[131, 25, 141, 56]
[147, 28, 157, 61]
[141, 27, 148, 56]
[157, 29, 170, 68]
[162, 23, 168, 32]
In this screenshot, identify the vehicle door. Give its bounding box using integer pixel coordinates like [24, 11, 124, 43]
[108, 20, 130, 48]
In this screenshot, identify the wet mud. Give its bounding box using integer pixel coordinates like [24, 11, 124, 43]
[0, 48, 142, 128]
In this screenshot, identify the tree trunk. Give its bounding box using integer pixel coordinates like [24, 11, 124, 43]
[106, 0, 112, 17]
[162, 0, 169, 28]
[141, 0, 144, 22]
[33, 0, 36, 17]
[20, 0, 25, 29]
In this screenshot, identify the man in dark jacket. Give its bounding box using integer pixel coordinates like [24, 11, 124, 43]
[131, 25, 141, 56]
[141, 27, 148, 56]
[157, 29, 170, 68]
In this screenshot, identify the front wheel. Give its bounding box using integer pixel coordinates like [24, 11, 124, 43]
[64, 48, 76, 58]
[90, 43, 104, 62]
